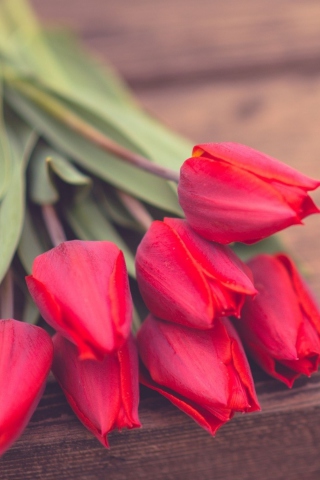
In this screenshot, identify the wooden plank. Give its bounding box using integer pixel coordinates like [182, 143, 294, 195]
[2, 373, 320, 480]
[30, 0, 320, 85]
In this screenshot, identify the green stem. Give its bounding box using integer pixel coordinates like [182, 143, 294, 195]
[117, 191, 153, 231]
[0, 268, 14, 319]
[9, 78, 181, 183]
[42, 204, 66, 247]
[132, 306, 142, 334]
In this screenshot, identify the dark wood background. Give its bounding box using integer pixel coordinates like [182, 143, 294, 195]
[2, 1, 320, 478]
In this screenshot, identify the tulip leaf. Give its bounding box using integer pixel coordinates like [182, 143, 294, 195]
[0, 124, 11, 201]
[48, 154, 91, 187]
[232, 235, 285, 262]
[18, 207, 47, 274]
[17, 25, 191, 172]
[28, 145, 92, 205]
[65, 196, 136, 278]
[41, 29, 135, 107]
[28, 146, 59, 204]
[5, 85, 183, 215]
[93, 183, 143, 231]
[0, 108, 36, 283]
[0, 119, 34, 283]
[1, 0, 72, 91]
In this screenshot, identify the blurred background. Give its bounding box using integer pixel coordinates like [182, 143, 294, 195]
[30, 0, 320, 295]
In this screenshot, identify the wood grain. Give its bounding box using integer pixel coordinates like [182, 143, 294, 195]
[31, 0, 320, 86]
[4, 1, 320, 478]
[2, 374, 320, 480]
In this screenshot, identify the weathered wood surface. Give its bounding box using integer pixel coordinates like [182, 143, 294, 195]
[2, 373, 320, 480]
[3, 0, 320, 478]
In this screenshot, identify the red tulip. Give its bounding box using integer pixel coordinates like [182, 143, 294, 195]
[0, 319, 53, 456]
[234, 254, 320, 387]
[52, 333, 140, 447]
[137, 315, 260, 435]
[136, 218, 256, 329]
[178, 142, 320, 244]
[26, 240, 133, 360]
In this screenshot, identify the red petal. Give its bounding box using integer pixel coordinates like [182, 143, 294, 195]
[139, 363, 231, 436]
[136, 221, 214, 328]
[137, 315, 259, 430]
[193, 142, 320, 190]
[27, 241, 132, 358]
[52, 334, 140, 448]
[239, 255, 304, 359]
[179, 158, 302, 244]
[163, 218, 256, 295]
[0, 320, 53, 456]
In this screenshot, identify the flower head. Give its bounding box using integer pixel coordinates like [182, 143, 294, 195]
[52, 333, 141, 447]
[136, 218, 256, 329]
[234, 254, 320, 386]
[137, 315, 260, 435]
[0, 319, 53, 456]
[178, 142, 320, 244]
[26, 240, 133, 360]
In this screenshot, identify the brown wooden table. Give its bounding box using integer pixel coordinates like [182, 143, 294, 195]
[2, 1, 320, 478]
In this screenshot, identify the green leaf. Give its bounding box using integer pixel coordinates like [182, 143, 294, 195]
[42, 29, 136, 107]
[28, 145, 59, 204]
[93, 182, 143, 231]
[49, 154, 91, 187]
[232, 235, 285, 262]
[18, 206, 47, 273]
[6, 85, 183, 215]
[0, 0, 72, 90]
[0, 118, 33, 283]
[28, 144, 92, 205]
[65, 195, 136, 277]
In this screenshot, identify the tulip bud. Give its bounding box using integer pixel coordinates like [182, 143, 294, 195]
[136, 218, 256, 329]
[137, 315, 259, 435]
[52, 333, 141, 447]
[0, 319, 53, 456]
[178, 142, 320, 244]
[234, 254, 320, 387]
[26, 240, 133, 360]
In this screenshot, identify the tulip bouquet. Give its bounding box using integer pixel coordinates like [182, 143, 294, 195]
[1, 0, 320, 457]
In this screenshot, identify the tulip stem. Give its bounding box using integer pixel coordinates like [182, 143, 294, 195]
[42, 205, 67, 247]
[117, 191, 153, 231]
[9, 78, 181, 183]
[0, 268, 14, 319]
[132, 307, 142, 334]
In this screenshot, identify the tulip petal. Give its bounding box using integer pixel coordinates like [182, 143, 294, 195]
[179, 144, 320, 244]
[234, 254, 320, 386]
[136, 221, 214, 328]
[179, 157, 304, 244]
[136, 219, 255, 328]
[193, 143, 320, 190]
[163, 218, 256, 295]
[137, 315, 259, 434]
[52, 333, 140, 448]
[277, 254, 320, 334]
[224, 319, 260, 412]
[237, 255, 305, 359]
[0, 320, 53, 456]
[27, 240, 133, 359]
[139, 363, 232, 436]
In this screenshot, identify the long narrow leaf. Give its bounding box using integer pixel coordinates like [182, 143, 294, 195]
[6, 85, 183, 214]
[0, 117, 34, 282]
